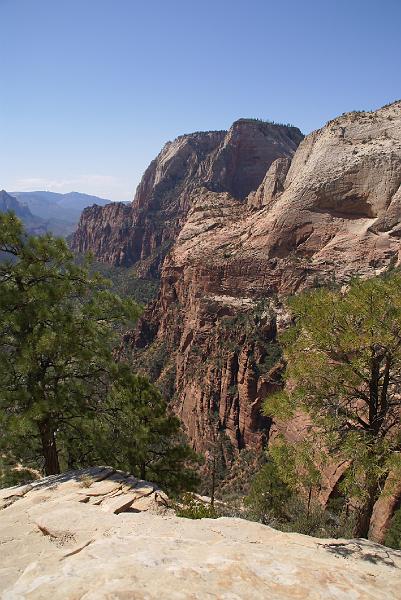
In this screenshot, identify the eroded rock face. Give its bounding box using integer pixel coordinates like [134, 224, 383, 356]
[75, 103, 401, 538]
[1, 468, 400, 599]
[131, 101, 401, 452]
[71, 121, 303, 273]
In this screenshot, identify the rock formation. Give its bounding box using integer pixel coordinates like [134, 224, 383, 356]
[71, 120, 303, 273]
[129, 101, 401, 447]
[1, 468, 400, 599]
[72, 101, 401, 539]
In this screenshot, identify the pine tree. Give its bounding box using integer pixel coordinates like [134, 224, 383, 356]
[0, 213, 198, 493]
[264, 274, 401, 538]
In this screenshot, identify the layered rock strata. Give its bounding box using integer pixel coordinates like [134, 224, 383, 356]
[132, 101, 401, 448]
[72, 121, 303, 273]
[74, 102, 401, 539]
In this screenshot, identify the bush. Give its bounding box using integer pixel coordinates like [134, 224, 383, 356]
[175, 493, 218, 520]
[385, 508, 401, 549]
[244, 459, 291, 524]
[0, 456, 38, 489]
[280, 497, 355, 538]
[243, 455, 355, 538]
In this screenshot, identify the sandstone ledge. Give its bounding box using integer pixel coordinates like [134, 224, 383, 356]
[1, 468, 400, 599]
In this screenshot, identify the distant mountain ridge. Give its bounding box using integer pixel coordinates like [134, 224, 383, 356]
[0, 190, 47, 234]
[11, 191, 116, 235]
[1, 190, 121, 237]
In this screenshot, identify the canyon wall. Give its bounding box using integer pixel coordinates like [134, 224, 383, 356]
[72, 121, 303, 274]
[73, 103, 401, 539]
[74, 101, 401, 453]
[130, 101, 401, 450]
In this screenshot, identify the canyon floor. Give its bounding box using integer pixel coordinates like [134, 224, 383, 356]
[1, 467, 400, 599]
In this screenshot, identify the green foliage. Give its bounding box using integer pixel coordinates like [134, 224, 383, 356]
[278, 496, 355, 538]
[244, 454, 354, 538]
[268, 437, 323, 496]
[131, 340, 177, 402]
[236, 117, 297, 128]
[142, 342, 171, 381]
[93, 370, 200, 494]
[84, 258, 159, 305]
[263, 274, 401, 537]
[217, 301, 282, 377]
[385, 507, 401, 549]
[0, 454, 39, 489]
[244, 458, 292, 524]
[175, 493, 218, 519]
[0, 213, 199, 493]
[217, 448, 264, 503]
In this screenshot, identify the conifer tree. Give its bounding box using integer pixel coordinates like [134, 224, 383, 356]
[264, 274, 401, 538]
[0, 213, 198, 493]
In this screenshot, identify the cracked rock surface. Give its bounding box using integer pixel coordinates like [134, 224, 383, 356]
[1, 468, 401, 599]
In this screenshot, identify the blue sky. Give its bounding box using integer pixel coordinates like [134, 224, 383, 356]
[1, 0, 400, 200]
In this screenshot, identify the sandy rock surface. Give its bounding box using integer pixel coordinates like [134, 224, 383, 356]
[1, 468, 400, 599]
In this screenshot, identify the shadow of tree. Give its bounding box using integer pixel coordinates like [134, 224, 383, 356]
[27, 466, 114, 491]
[321, 540, 401, 568]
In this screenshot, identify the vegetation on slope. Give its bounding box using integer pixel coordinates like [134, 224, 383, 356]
[2, 211, 401, 545]
[0, 213, 198, 494]
[263, 274, 401, 539]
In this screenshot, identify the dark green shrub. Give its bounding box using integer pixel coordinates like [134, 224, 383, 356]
[385, 508, 401, 549]
[244, 458, 292, 524]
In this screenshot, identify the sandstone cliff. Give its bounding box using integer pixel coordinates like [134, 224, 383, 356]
[73, 102, 401, 540]
[124, 102, 401, 540]
[131, 101, 401, 447]
[71, 121, 303, 274]
[1, 468, 400, 599]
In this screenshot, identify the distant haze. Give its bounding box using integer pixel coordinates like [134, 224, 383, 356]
[1, 190, 122, 237]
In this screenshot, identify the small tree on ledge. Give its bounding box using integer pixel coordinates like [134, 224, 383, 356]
[264, 273, 401, 539]
[0, 213, 199, 494]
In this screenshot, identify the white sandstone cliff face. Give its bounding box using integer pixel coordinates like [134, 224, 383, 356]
[71, 121, 303, 271]
[1, 468, 400, 599]
[125, 102, 401, 541]
[135, 101, 401, 450]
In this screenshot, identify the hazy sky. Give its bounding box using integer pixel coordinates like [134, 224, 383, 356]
[1, 0, 400, 200]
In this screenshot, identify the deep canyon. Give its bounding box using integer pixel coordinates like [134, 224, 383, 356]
[72, 102, 401, 541]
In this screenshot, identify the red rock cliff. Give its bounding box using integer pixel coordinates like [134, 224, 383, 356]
[75, 103, 401, 539]
[71, 121, 303, 274]
[126, 102, 401, 541]
[130, 102, 401, 447]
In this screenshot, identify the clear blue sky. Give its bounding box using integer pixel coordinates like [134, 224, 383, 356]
[1, 0, 400, 200]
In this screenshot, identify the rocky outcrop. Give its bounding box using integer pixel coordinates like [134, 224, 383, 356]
[369, 475, 401, 544]
[72, 202, 135, 266]
[131, 101, 401, 451]
[74, 102, 401, 536]
[1, 468, 400, 599]
[71, 121, 303, 273]
[247, 157, 291, 209]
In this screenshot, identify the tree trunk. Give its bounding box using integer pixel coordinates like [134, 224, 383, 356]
[307, 486, 312, 518]
[211, 456, 216, 509]
[38, 419, 60, 475]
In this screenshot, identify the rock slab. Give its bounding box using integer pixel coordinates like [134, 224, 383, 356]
[1, 468, 400, 599]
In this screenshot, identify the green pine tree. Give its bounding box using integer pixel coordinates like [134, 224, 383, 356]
[264, 274, 401, 539]
[0, 213, 198, 493]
